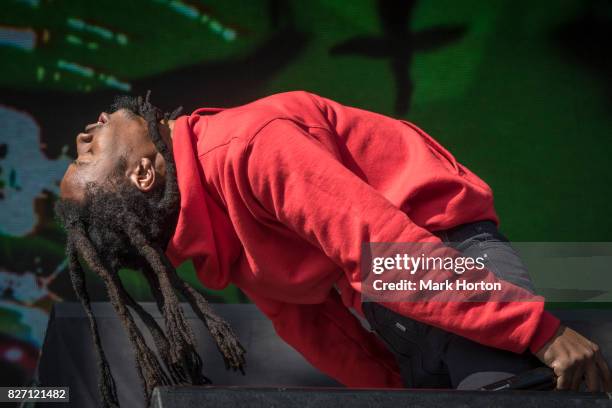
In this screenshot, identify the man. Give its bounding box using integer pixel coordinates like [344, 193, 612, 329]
[57, 91, 610, 407]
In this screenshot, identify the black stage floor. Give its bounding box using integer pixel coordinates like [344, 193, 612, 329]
[37, 303, 612, 407]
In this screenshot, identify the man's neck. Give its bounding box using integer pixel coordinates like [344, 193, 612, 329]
[167, 119, 175, 139]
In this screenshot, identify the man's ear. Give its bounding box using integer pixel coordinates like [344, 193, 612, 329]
[129, 157, 156, 192]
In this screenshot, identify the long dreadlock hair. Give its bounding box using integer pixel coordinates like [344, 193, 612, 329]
[55, 91, 246, 408]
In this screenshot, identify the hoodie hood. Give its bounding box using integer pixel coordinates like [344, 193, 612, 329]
[164, 111, 242, 290]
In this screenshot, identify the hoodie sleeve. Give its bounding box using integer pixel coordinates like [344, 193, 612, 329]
[243, 118, 559, 354]
[240, 286, 404, 388]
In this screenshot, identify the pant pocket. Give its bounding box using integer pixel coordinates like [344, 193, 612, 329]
[367, 304, 451, 387]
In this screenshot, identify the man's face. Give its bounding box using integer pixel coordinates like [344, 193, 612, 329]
[60, 109, 155, 201]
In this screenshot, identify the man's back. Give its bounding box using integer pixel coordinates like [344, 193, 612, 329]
[186, 90, 497, 231]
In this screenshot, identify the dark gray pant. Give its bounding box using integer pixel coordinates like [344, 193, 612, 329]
[362, 221, 544, 389]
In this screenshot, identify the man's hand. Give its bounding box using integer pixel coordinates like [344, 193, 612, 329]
[535, 324, 612, 392]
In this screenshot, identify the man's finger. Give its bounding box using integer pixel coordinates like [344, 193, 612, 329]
[584, 361, 600, 392]
[570, 363, 587, 391]
[595, 354, 612, 391]
[556, 373, 572, 390]
[570, 366, 584, 391]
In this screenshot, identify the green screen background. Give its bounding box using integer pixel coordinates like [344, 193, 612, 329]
[0, 0, 610, 387]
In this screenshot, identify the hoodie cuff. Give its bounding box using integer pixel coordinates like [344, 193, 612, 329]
[529, 311, 561, 354]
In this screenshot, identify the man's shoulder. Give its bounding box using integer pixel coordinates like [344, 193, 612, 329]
[245, 90, 326, 114]
[207, 91, 330, 134]
[197, 91, 331, 154]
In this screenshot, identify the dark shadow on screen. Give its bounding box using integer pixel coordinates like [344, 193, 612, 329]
[329, 0, 467, 116]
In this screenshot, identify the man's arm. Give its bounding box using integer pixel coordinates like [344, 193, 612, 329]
[241, 118, 611, 391]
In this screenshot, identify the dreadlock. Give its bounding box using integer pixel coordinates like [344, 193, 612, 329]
[55, 91, 246, 407]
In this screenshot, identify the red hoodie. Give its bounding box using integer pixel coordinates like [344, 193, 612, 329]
[165, 91, 560, 388]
